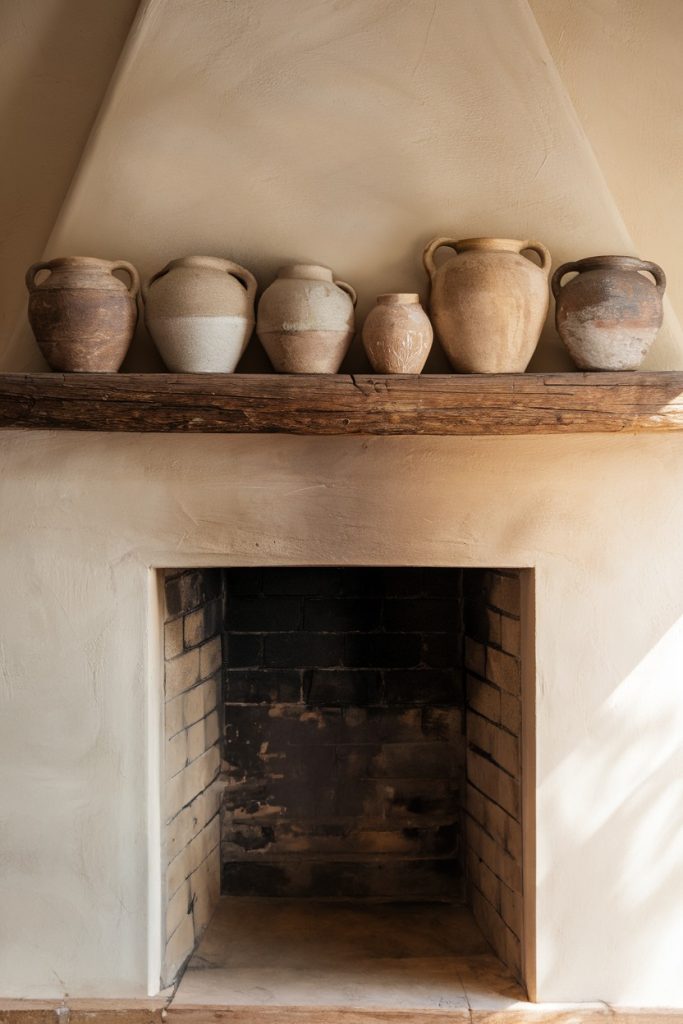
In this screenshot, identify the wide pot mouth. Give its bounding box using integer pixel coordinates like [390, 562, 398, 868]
[163, 255, 235, 273]
[569, 255, 653, 273]
[278, 263, 334, 282]
[42, 256, 112, 269]
[454, 238, 526, 254]
[377, 293, 420, 304]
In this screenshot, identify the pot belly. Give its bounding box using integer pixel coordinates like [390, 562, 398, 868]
[147, 315, 252, 372]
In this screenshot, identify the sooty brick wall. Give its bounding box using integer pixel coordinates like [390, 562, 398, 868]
[463, 569, 524, 980]
[221, 567, 466, 901]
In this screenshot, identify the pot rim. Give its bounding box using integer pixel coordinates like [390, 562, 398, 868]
[567, 255, 655, 273]
[377, 293, 420, 304]
[277, 263, 335, 282]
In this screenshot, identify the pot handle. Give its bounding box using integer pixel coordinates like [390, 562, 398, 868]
[639, 260, 666, 296]
[335, 280, 357, 307]
[221, 259, 258, 304]
[423, 237, 460, 281]
[142, 263, 171, 304]
[110, 260, 140, 297]
[25, 260, 54, 291]
[519, 240, 551, 276]
[551, 261, 581, 300]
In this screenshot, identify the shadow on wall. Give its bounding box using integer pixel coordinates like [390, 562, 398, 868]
[0, 0, 138, 369]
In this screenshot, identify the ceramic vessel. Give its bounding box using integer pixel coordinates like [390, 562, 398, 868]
[26, 256, 139, 372]
[552, 255, 665, 371]
[422, 237, 551, 373]
[257, 264, 356, 373]
[143, 256, 257, 372]
[361, 293, 433, 373]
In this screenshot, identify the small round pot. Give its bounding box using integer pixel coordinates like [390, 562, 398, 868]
[26, 256, 139, 372]
[552, 255, 666, 370]
[257, 264, 356, 373]
[362, 293, 433, 373]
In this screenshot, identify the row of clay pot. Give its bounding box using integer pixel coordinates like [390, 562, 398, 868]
[25, 239, 666, 374]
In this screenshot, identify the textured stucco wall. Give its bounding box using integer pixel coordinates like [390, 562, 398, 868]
[530, 0, 683, 363]
[4, 0, 682, 372]
[0, 0, 138, 352]
[1, 0, 683, 1008]
[0, 431, 682, 1004]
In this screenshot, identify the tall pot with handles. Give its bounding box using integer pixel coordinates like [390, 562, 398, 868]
[422, 237, 551, 373]
[143, 255, 258, 372]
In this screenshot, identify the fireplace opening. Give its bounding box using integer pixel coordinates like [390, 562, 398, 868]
[161, 566, 528, 1008]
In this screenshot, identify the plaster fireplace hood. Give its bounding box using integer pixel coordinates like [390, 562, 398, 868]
[1, 372, 683, 1015]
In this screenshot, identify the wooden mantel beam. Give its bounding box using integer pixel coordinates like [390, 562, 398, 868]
[1, 372, 683, 435]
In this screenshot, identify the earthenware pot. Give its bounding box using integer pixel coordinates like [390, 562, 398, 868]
[143, 256, 257, 372]
[257, 264, 356, 373]
[552, 255, 666, 371]
[422, 237, 551, 373]
[26, 256, 139, 372]
[361, 293, 433, 373]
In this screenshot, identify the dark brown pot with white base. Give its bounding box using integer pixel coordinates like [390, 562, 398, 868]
[26, 256, 139, 372]
[552, 255, 666, 370]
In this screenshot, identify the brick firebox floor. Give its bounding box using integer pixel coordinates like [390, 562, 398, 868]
[171, 897, 527, 1011]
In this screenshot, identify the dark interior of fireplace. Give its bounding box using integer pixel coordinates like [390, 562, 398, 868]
[221, 567, 465, 902]
[162, 566, 525, 1001]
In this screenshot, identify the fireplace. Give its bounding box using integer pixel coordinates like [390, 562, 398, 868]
[3, 427, 683, 1011]
[160, 565, 529, 1003]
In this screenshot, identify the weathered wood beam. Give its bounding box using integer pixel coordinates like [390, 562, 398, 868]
[1, 372, 683, 435]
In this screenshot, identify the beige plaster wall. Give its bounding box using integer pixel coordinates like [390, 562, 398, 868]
[5, 0, 683, 372]
[0, 0, 138, 354]
[531, 0, 683, 354]
[0, 430, 682, 1005]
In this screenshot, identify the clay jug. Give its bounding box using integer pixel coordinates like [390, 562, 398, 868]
[552, 255, 665, 370]
[422, 237, 551, 373]
[361, 293, 433, 374]
[257, 264, 356, 373]
[26, 256, 139, 372]
[143, 256, 257, 372]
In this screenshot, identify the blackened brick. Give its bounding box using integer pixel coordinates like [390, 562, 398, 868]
[422, 706, 463, 741]
[265, 632, 345, 668]
[383, 598, 460, 632]
[369, 741, 455, 779]
[304, 669, 382, 706]
[261, 567, 342, 596]
[227, 596, 301, 631]
[165, 569, 223, 618]
[421, 632, 460, 669]
[303, 598, 382, 632]
[224, 569, 262, 595]
[226, 633, 262, 667]
[384, 669, 460, 705]
[224, 669, 301, 703]
[380, 568, 461, 598]
[344, 633, 421, 668]
[337, 569, 392, 597]
[340, 706, 423, 744]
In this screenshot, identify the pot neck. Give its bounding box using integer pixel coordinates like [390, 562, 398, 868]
[278, 263, 334, 282]
[570, 255, 651, 273]
[455, 238, 525, 254]
[377, 293, 419, 305]
[164, 256, 234, 272]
